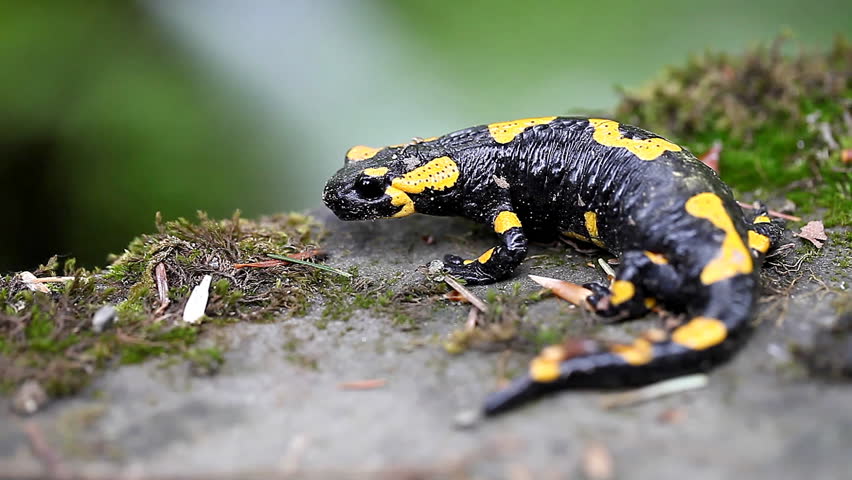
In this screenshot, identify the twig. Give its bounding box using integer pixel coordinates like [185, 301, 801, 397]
[465, 306, 481, 331]
[233, 259, 288, 269]
[266, 254, 352, 278]
[20, 421, 70, 480]
[736, 201, 801, 222]
[597, 258, 616, 278]
[528, 275, 594, 311]
[338, 378, 387, 390]
[234, 250, 328, 269]
[444, 276, 489, 313]
[598, 374, 708, 409]
[27, 276, 76, 284]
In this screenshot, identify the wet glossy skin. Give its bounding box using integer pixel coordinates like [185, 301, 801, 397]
[323, 116, 784, 416]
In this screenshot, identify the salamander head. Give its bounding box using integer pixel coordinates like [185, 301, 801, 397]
[323, 143, 461, 220]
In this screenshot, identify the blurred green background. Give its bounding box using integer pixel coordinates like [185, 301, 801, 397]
[1, 0, 849, 272]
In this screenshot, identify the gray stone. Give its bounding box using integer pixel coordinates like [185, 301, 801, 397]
[1, 209, 850, 478]
[92, 305, 116, 333]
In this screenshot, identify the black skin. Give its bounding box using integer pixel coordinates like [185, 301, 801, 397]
[323, 117, 785, 416]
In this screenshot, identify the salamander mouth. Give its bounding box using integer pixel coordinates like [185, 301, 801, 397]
[322, 182, 392, 221]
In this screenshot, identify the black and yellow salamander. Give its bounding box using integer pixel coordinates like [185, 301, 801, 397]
[323, 116, 784, 416]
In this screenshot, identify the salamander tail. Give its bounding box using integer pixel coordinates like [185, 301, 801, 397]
[483, 310, 752, 417]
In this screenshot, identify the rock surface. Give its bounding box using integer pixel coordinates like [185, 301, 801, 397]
[1, 209, 850, 479]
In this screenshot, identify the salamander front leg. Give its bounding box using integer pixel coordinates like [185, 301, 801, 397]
[442, 209, 528, 285]
[745, 204, 785, 259]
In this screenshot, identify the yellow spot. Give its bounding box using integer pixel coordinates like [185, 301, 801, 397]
[488, 116, 557, 144]
[463, 259, 474, 265]
[685, 192, 753, 284]
[611, 338, 654, 366]
[584, 211, 599, 237]
[671, 316, 727, 350]
[753, 215, 771, 224]
[588, 118, 682, 161]
[392, 156, 459, 194]
[363, 167, 388, 177]
[563, 231, 590, 242]
[476, 248, 495, 264]
[385, 186, 415, 218]
[748, 231, 771, 254]
[494, 211, 521, 234]
[529, 356, 560, 382]
[346, 145, 382, 162]
[584, 211, 606, 248]
[644, 297, 657, 309]
[644, 251, 668, 265]
[610, 280, 635, 305]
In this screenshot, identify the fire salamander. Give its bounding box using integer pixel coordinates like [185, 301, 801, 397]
[323, 116, 784, 416]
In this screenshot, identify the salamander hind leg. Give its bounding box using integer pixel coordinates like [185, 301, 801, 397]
[442, 209, 528, 285]
[584, 250, 683, 321]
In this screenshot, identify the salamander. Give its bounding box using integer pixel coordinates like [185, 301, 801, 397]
[322, 116, 784, 416]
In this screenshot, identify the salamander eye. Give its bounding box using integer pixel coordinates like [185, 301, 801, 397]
[354, 174, 386, 199]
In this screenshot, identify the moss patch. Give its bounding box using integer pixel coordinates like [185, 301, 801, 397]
[615, 35, 851, 226]
[443, 283, 555, 354]
[0, 211, 342, 397]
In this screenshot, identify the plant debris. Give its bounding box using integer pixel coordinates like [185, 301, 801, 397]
[267, 253, 351, 278]
[154, 262, 170, 315]
[19, 272, 50, 294]
[444, 276, 489, 313]
[795, 220, 829, 248]
[443, 284, 530, 354]
[699, 140, 723, 172]
[657, 407, 687, 425]
[736, 201, 802, 222]
[182, 274, 212, 324]
[0, 211, 345, 400]
[598, 374, 709, 409]
[338, 378, 387, 390]
[581, 440, 615, 480]
[529, 275, 593, 310]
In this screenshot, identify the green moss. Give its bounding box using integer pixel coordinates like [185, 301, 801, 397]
[616, 36, 851, 226]
[528, 327, 564, 350]
[0, 211, 335, 399]
[443, 283, 534, 354]
[185, 347, 225, 376]
[282, 337, 318, 370]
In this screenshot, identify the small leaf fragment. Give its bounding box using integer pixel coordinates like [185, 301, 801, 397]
[794, 220, 828, 248]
